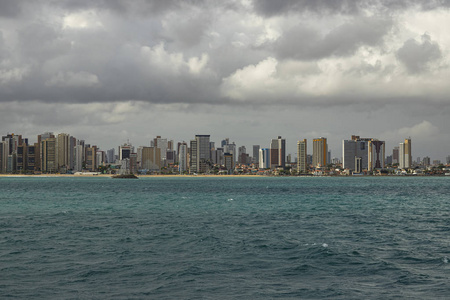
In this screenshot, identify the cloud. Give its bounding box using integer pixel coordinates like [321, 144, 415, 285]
[397, 33, 442, 73]
[274, 17, 392, 60]
[0, 0, 450, 161]
[0, 0, 21, 18]
[63, 10, 104, 29]
[252, 0, 450, 17]
[45, 71, 100, 87]
[252, 0, 363, 17]
[398, 120, 439, 138]
[17, 22, 72, 61]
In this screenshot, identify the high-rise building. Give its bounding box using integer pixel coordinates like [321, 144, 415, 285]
[313, 137, 327, 167]
[106, 148, 115, 164]
[399, 143, 405, 169]
[119, 143, 133, 160]
[238, 146, 247, 164]
[221, 138, 229, 148]
[7, 154, 16, 173]
[130, 153, 138, 174]
[56, 133, 71, 173]
[211, 147, 224, 166]
[270, 136, 286, 169]
[74, 144, 84, 172]
[1, 141, 7, 173]
[178, 143, 188, 173]
[404, 138, 412, 168]
[368, 140, 385, 171]
[139, 147, 161, 171]
[224, 153, 234, 174]
[223, 142, 236, 163]
[297, 139, 307, 173]
[342, 136, 370, 171]
[399, 138, 412, 169]
[259, 148, 270, 169]
[392, 147, 399, 164]
[189, 139, 198, 174]
[16, 141, 28, 172]
[41, 137, 57, 173]
[96, 151, 105, 168]
[153, 136, 168, 163]
[253, 145, 260, 165]
[195, 135, 211, 173]
[166, 149, 175, 165]
[85, 146, 98, 172]
[27, 144, 38, 172]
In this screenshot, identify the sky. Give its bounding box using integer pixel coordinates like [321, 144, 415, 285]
[1, 0, 450, 162]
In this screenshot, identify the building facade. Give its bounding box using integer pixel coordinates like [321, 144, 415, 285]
[313, 137, 327, 168]
[297, 139, 307, 173]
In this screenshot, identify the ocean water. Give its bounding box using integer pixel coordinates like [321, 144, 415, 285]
[0, 176, 449, 299]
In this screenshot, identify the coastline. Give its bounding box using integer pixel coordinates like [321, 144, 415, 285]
[0, 174, 259, 178]
[0, 173, 446, 178]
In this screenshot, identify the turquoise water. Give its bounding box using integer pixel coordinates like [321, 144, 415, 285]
[1, 177, 449, 299]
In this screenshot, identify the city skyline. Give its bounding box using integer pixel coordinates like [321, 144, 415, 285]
[2, 129, 447, 165]
[1, 1, 449, 161]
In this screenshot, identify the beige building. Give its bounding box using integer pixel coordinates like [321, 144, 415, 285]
[399, 138, 412, 169]
[85, 146, 98, 172]
[312, 137, 327, 167]
[140, 147, 161, 171]
[41, 138, 57, 173]
[56, 133, 70, 172]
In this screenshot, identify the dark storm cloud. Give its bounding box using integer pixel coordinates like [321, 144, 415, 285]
[274, 17, 392, 60]
[397, 33, 442, 73]
[252, 0, 363, 16]
[0, 0, 22, 18]
[52, 0, 214, 16]
[17, 22, 71, 61]
[252, 0, 450, 17]
[0, 0, 449, 108]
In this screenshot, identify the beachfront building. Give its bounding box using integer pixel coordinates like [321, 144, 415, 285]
[74, 144, 84, 172]
[190, 135, 211, 174]
[152, 136, 168, 166]
[399, 138, 412, 169]
[259, 148, 270, 169]
[41, 137, 57, 173]
[119, 143, 133, 161]
[297, 139, 307, 173]
[223, 142, 236, 163]
[139, 146, 161, 172]
[85, 146, 98, 172]
[270, 136, 286, 169]
[253, 145, 260, 165]
[178, 143, 188, 173]
[224, 152, 234, 173]
[342, 136, 371, 171]
[313, 137, 327, 168]
[56, 133, 71, 173]
[368, 140, 385, 171]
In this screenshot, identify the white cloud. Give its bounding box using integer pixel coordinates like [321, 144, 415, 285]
[140, 43, 210, 75]
[398, 120, 439, 139]
[63, 10, 104, 29]
[0, 66, 29, 84]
